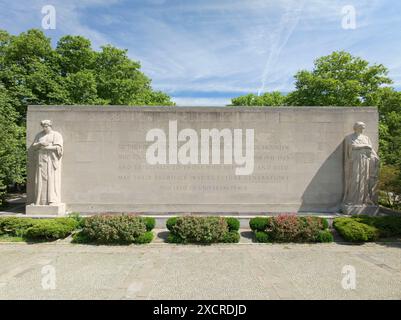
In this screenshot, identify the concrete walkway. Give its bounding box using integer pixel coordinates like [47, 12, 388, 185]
[0, 239, 401, 299]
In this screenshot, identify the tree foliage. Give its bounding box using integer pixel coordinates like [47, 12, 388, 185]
[230, 51, 401, 209]
[378, 165, 401, 210]
[376, 88, 401, 166]
[0, 29, 173, 204]
[286, 51, 392, 106]
[0, 86, 25, 203]
[0, 29, 173, 117]
[231, 91, 286, 106]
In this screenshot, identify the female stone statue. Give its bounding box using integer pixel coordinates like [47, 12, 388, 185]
[343, 122, 379, 210]
[32, 120, 63, 205]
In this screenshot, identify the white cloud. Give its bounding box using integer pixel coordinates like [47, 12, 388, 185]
[1, 0, 399, 98]
[172, 96, 231, 107]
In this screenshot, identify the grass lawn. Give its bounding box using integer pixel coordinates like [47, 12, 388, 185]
[0, 234, 25, 242]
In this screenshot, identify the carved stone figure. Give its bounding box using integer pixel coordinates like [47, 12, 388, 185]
[32, 120, 64, 205]
[342, 121, 379, 215]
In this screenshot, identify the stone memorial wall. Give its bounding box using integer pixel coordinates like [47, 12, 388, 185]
[26, 106, 378, 214]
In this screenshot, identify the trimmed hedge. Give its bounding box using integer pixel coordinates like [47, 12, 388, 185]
[166, 217, 178, 231]
[25, 218, 79, 240]
[317, 229, 334, 243]
[0, 217, 35, 236]
[250, 215, 332, 243]
[249, 217, 270, 232]
[333, 217, 379, 242]
[255, 231, 270, 243]
[74, 215, 154, 244]
[332, 215, 401, 242]
[352, 215, 401, 238]
[0, 217, 78, 240]
[166, 216, 240, 244]
[223, 231, 241, 243]
[144, 217, 156, 231]
[226, 217, 240, 232]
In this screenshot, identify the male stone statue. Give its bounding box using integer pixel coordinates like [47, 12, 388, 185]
[26, 120, 65, 215]
[32, 120, 63, 205]
[342, 121, 379, 215]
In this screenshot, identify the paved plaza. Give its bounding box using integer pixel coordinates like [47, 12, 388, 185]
[0, 232, 400, 300]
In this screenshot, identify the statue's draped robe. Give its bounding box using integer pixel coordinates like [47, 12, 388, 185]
[34, 131, 63, 205]
[343, 133, 379, 206]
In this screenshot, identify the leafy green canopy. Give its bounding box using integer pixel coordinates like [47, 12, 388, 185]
[0, 86, 25, 203]
[232, 51, 392, 107]
[287, 51, 392, 106]
[0, 29, 173, 119]
[231, 91, 286, 106]
[230, 51, 401, 207]
[0, 29, 173, 204]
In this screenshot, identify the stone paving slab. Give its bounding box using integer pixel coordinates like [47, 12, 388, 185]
[0, 240, 401, 299]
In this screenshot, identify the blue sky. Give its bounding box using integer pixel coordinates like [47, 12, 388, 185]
[1, 0, 400, 105]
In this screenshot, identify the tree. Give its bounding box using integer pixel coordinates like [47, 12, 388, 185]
[0, 86, 25, 204]
[230, 51, 401, 209]
[231, 91, 286, 106]
[56, 35, 95, 76]
[0, 29, 174, 202]
[93, 45, 172, 105]
[378, 165, 401, 210]
[0, 29, 64, 116]
[376, 88, 401, 166]
[286, 51, 392, 106]
[0, 29, 174, 119]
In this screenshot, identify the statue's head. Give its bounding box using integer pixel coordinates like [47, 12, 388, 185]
[353, 121, 366, 134]
[40, 120, 53, 134]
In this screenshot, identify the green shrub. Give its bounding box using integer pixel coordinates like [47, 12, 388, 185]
[167, 216, 239, 244]
[71, 231, 90, 244]
[225, 217, 240, 231]
[255, 231, 270, 243]
[68, 212, 86, 228]
[317, 229, 334, 243]
[142, 217, 156, 231]
[53, 217, 79, 230]
[0, 217, 35, 236]
[332, 217, 351, 229]
[166, 217, 178, 231]
[298, 216, 325, 242]
[321, 218, 329, 230]
[299, 216, 328, 230]
[254, 215, 328, 243]
[25, 218, 78, 240]
[353, 215, 401, 238]
[249, 217, 270, 231]
[0, 217, 79, 240]
[269, 215, 303, 242]
[333, 218, 379, 242]
[78, 215, 150, 244]
[136, 231, 154, 244]
[169, 216, 228, 244]
[223, 230, 240, 243]
[167, 232, 183, 244]
[373, 216, 401, 237]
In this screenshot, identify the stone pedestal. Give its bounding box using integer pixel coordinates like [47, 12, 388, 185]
[25, 203, 66, 216]
[342, 204, 379, 216]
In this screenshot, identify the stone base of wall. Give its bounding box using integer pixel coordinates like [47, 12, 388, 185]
[341, 204, 379, 216]
[25, 203, 66, 216]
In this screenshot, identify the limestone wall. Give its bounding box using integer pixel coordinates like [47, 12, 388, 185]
[26, 106, 378, 213]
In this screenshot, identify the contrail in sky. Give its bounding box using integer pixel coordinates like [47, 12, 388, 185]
[258, 0, 305, 96]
